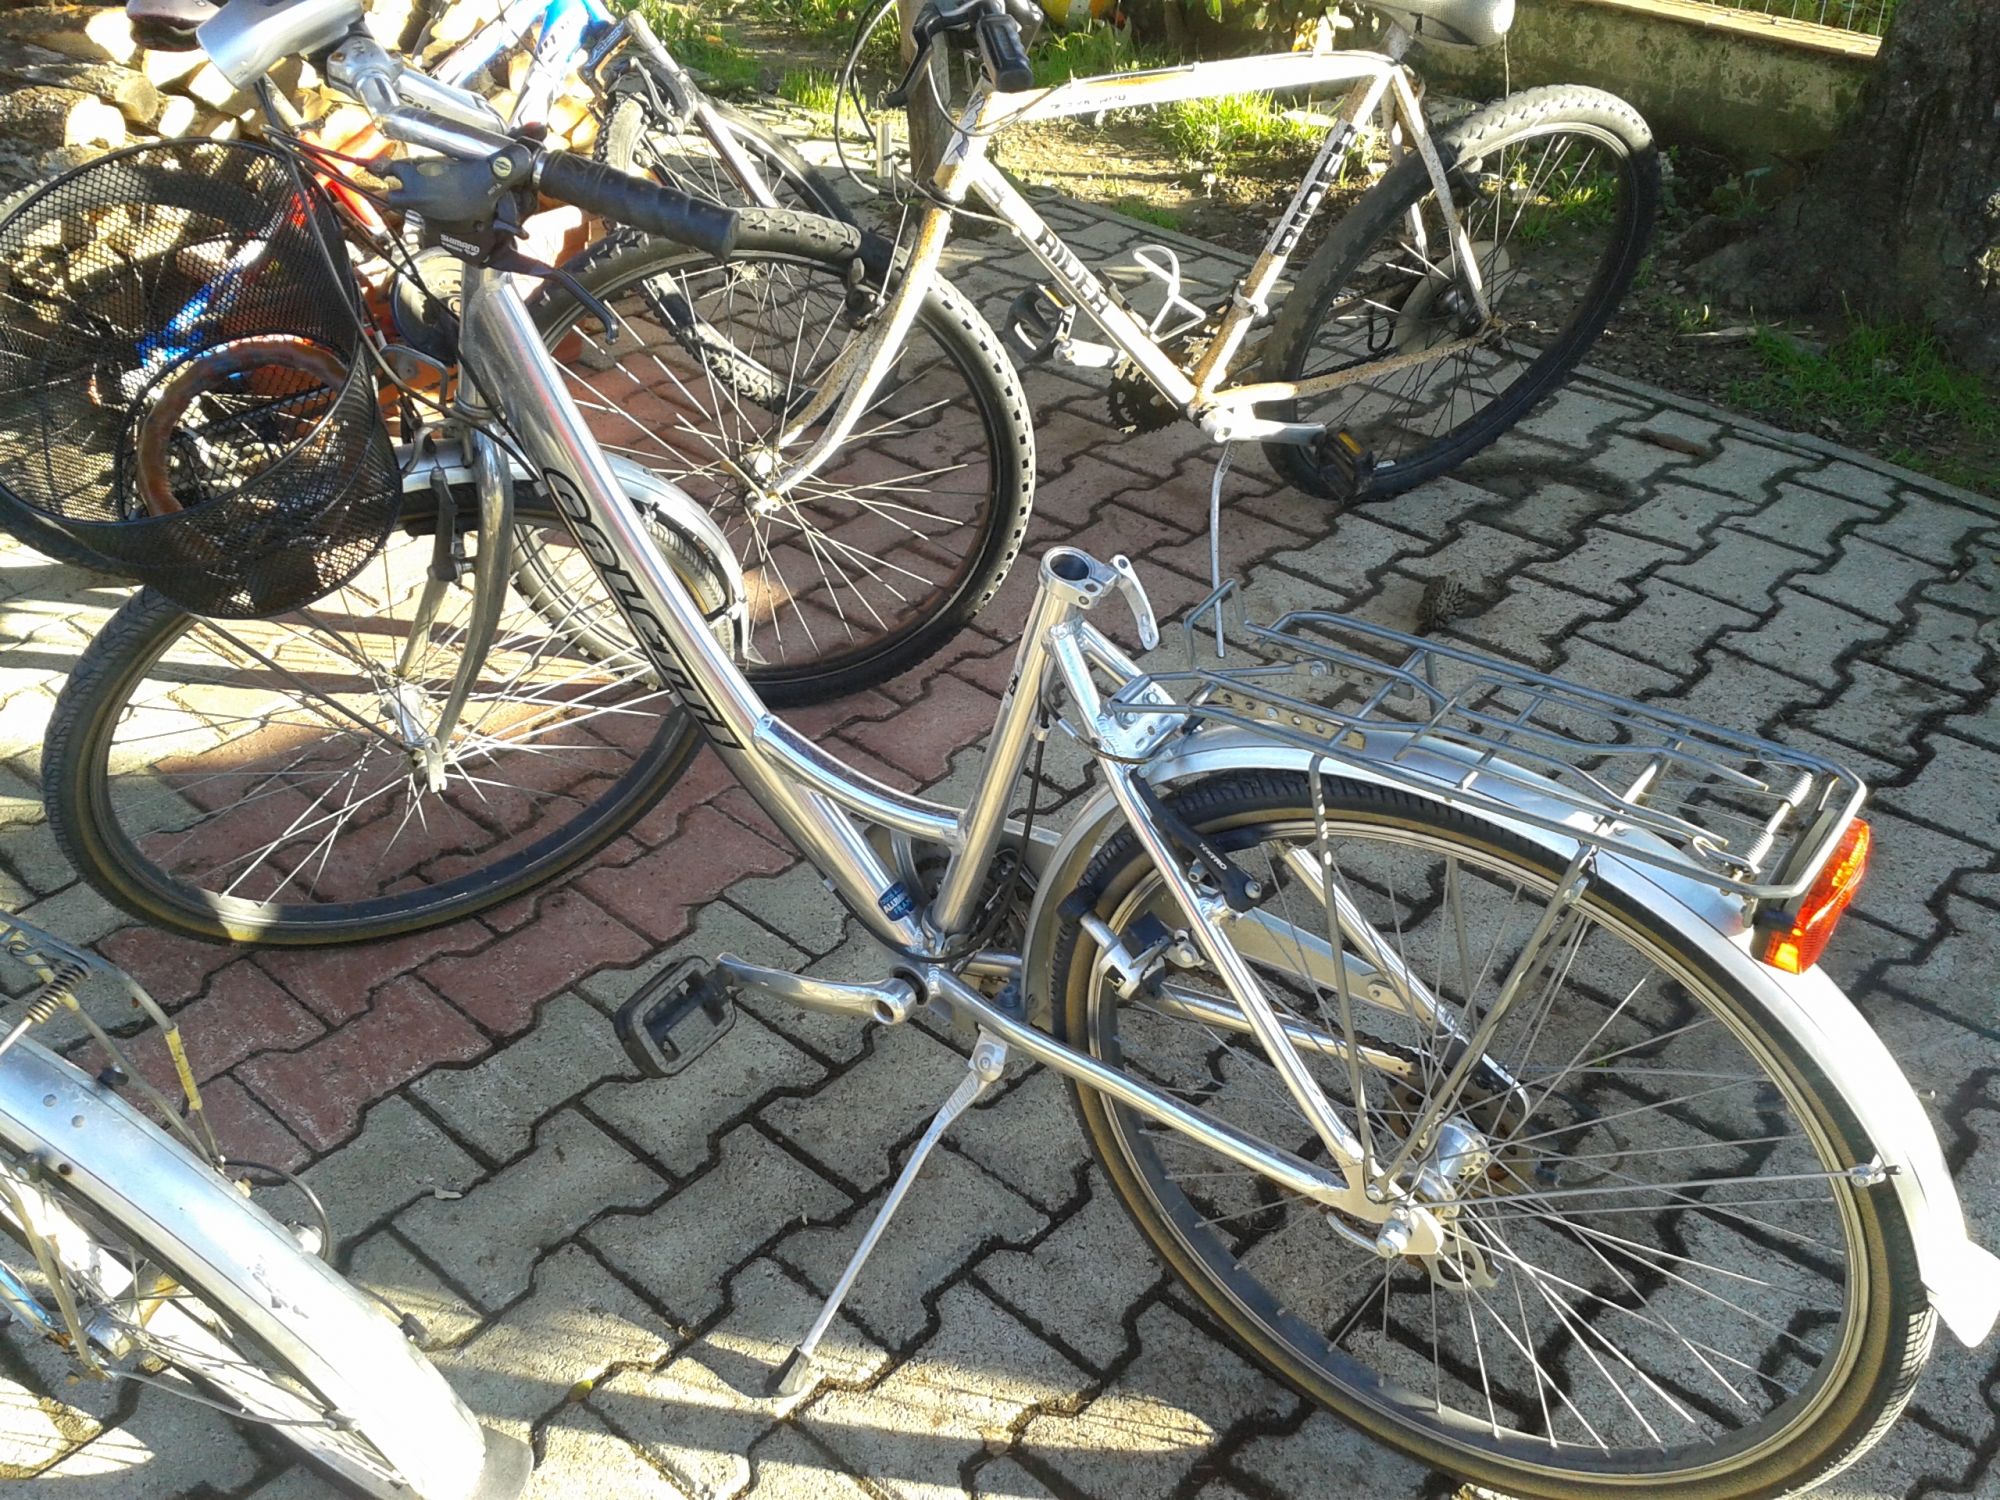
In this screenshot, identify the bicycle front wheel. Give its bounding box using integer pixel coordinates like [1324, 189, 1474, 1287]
[539, 218, 1035, 705]
[600, 92, 853, 222]
[41, 489, 727, 945]
[1050, 771, 1932, 1499]
[0, 1038, 524, 1497]
[1263, 87, 1658, 501]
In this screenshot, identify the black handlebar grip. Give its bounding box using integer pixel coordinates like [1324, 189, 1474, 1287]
[536, 152, 739, 259]
[975, 12, 1034, 93]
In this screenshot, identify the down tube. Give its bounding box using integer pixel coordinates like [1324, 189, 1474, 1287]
[457, 266, 929, 950]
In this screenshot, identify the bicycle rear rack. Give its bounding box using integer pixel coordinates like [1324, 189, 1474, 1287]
[1112, 585, 1867, 905]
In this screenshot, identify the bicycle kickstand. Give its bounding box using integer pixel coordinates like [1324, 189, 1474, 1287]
[770, 1030, 1010, 1396]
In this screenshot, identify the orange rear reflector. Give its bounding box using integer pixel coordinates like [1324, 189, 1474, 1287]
[1764, 819, 1870, 975]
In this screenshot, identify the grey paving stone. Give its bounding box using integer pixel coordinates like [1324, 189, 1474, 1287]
[970, 1455, 1061, 1499]
[1619, 407, 1723, 453]
[1365, 476, 1497, 543]
[1441, 577, 1614, 670]
[1880, 736, 2000, 853]
[1842, 808, 1987, 943]
[742, 1423, 876, 1500]
[777, 1147, 1048, 1347]
[1654, 526, 1816, 611]
[1549, 637, 1685, 702]
[1852, 496, 1992, 567]
[1735, 482, 1879, 558]
[346, 1228, 486, 1352]
[1479, 481, 1621, 548]
[974, 1175, 1165, 1373]
[591, 1259, 888, 1500]
[1256, 517, 1422, 610]
[1578, 432, 1698, 489]
[806, 1283, 1093, 1500]
[402, 1110, 665, 1311]
[1792, 459, 1903, 508]
[947, 1065, 1092, 1213]
[1398, 520, 1554, 585]
[12, 879, 126, 951]
[1018, 1300, 1295, 1497]
[1606, 481, 1761, 551]
[414, 990, 637, 1162]
[577, 902, 810, 1014]
[434, 1243, 675, 1443]
[35, 1381, 262, 1496]
[710, 861, 852, 962]
[1718, 588, 1886, 687]
[1235, 1408, 1432, 1495]
[763, 1021, 971, 1188]
[1794, 535, 1940, 626]
[302, 1095, 483, 1249]
[1878, 895, 2000, 1042]
[1667, 437, 1806, 497]
[1656, 647, 1819, 741]
[1797, 661, 1966, 767]
[1581, 577, 1758, 679]
[586, 1009, 826, 1179]
[1511, 390, 1647, 449]
[587, 1123, 850, 1327]
[1879, 604, 1993, 693]
[527, 1406, 692, 1500]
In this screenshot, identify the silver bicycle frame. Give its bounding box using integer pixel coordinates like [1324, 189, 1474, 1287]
[763, 33, 1491, 491]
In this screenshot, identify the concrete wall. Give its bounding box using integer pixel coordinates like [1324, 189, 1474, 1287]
[1409, 0, 1877, 164]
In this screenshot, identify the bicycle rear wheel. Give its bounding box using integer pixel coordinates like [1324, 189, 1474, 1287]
[0, 1037, 525, 1497]
[41, 487, 728, 945]
[600, 92, 853, 222]
[1050, 771, 1932, 1499]
[1263, 87, 1657, 501]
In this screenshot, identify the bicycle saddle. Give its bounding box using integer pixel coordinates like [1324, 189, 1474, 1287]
[127, 0, 220, 50]
[1361, 0, 1513, 47]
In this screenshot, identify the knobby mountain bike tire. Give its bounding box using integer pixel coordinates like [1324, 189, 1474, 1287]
[1049, 770, 1932, 1500]
[41, 485, 729, 945]
[535, 215, 1035, 704]
[0, 1037, 526, 1497]
[1263, 87, 1658, 502]
[600, 92, 855, 223]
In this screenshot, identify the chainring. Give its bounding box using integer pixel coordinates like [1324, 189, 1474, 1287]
[1105, 325, 1216, 434]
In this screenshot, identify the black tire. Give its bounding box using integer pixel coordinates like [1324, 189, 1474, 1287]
[1264, 87, 1658, 502]
[1050, 770, 1932, 1499]
[600, 91, 853, 223]
[536, 217, 1035, 705]
[42, 487, 727, 946]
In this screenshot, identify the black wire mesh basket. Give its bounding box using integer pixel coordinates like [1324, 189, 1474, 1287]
[0, 138, 398, 618]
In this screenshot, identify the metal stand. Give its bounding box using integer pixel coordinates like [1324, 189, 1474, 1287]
[771, 1032, 1008, 1396]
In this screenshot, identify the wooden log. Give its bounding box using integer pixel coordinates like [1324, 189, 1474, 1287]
[137, 45, 207, 88]
[0, 7, 132, 62]
[0, 53, 163, 126]
[0, 85, 129, 150]
[154, 93, 196, 138]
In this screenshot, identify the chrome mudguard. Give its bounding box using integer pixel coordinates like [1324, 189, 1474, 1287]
[1021, 724, 2000, 1347]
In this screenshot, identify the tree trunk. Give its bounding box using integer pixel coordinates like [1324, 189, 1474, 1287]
[1782, 0, 2000, 374]
[897, 0, 953, 180]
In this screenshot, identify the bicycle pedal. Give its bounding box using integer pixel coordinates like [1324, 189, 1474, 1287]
[612, 959, 736, 1079]
[1315, 427, 1378, 503]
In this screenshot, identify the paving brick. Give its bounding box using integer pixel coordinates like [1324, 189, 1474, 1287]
[1441, 577, 1614, 670]
[764, 1022, 970, 1188]
[1619, 407, 1723, 454]
[434, 1243, 675, 1443]
[742, 1424, 877, 1500]
[416, 991, 640, 1162]
[1398, 520, 1554, 585]
[840, 673, 1001, 790]
[1794, 535, 1938, 626]
[1718, 588, 1884, 687]
[1798, 661, 1965, 767]
[1607, 481, 1761, 550]
[587, 1009, 825, 1178]
[94, 923, 237, 1009]
[1521, 527, 1685, 605]
[527, 1406, 692, 1500]
[109, 959, 324, 1094]
[777, 1147, 1047, 1347]
[975, 1176, 1165, 1372]
[12, 879, 128, 952]
[580, 901, 811, 1011]
[422, 887, 651, 1036]
[946, 1065, 1091, 1213]
[1234, 1408, 1433, 1494]
[1852, 496, 1992, 567]
[1791, 459, 1902, 508]
[1844, 808, 1987, 942]
[1652, 647, 1819, 740]
[1667, 437, 1805, 496]
[402, 1110, 664, 1311]
[970, 1457, 1061, 1500]
[36, 1382, 263, 1494]
[1019, 1301, 1295, 1497]
[1581, 578, 1758, 679]
[806, 1283, 1092, 1500]
[1577, 432, 1698, 489]
[1481, 480, 1624, 548]
[592, 1259, 889, 1499]
[241, 975, 487, 1151]
[256, 919, 494, 1024]
[1879, 605, 1993, 694]
[586, 1123, 849, 1326]
[1654, 527, 1815, 611]
[1881, 737, 2000, 853]
[347, 1229, 485, 1351]
[301, 1096, 482, 1247]
[1512, 390, 1646, 448]
[194, 1073, 310, 1174]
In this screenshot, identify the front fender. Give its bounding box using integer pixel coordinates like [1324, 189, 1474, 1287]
[1022, 727, 1999, 1347]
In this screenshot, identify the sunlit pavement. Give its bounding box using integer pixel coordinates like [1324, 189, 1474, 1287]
[2, 162, 1996, 1498]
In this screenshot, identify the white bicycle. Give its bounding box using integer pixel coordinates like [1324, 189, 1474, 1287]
[0, 915, 527, 1496]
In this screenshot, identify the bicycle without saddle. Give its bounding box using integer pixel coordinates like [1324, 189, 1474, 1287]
[0, 914, 527, 1496]
[73, 4, 1997, 1495]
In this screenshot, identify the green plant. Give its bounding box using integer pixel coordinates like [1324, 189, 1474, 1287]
[629, 2, 761, 92]
[1030, 24, 1160, 86]
[1155, 90, 1323, 163]
[1112, 195, 1182, 230]
[755, 0, 900, 65]
[780, 67, 842, 113]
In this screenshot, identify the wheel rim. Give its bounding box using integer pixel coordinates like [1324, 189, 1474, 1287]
[1288, 120, 1643, 478]
[1076, 797, 1874, 1485]
[545, 254, 1009, 690]
[68, 514, 691, 941]
[624, 112, 823, 214]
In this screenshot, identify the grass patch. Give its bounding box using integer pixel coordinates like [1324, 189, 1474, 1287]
[779, 67, 841, 113]
[1112, 196, 1182, 231]
[754, 0, 900, 65]
[629, 2, 761, 92]
[1155, 91, 1324, 165]
[1030, 25, 1158, 86]
[1728, 320, 2000, 490]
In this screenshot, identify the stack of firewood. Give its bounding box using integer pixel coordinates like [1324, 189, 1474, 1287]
[0, 0, 602, 189]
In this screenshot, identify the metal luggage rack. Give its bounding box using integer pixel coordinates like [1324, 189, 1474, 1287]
[1111, 586, 1868, 904]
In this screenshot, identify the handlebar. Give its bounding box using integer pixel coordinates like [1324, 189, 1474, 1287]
[884, 0, 1042, 105]
[537, 152, 737, 258]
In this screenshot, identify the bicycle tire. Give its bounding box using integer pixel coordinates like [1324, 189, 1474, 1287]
[536, 217, 1035, 705]
[600, 92, 854, 222]
[1263, 87, 1658, 502]
[1049, 770, 1932, 1499]
[0, 1037, 527, 1497]
[41, 486, 728, 946]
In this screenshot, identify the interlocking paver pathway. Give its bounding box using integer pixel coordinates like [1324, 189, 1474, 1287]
[2, 174, 1997, 1499]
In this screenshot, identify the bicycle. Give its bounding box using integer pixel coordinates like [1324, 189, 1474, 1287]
[667, 0, 1653, 519]
[34, 4, 1995, 1493]
[0, 912, 529, 1495]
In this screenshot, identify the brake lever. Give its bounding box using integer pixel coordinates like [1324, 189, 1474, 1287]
[1108, 554, 1160, 652]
